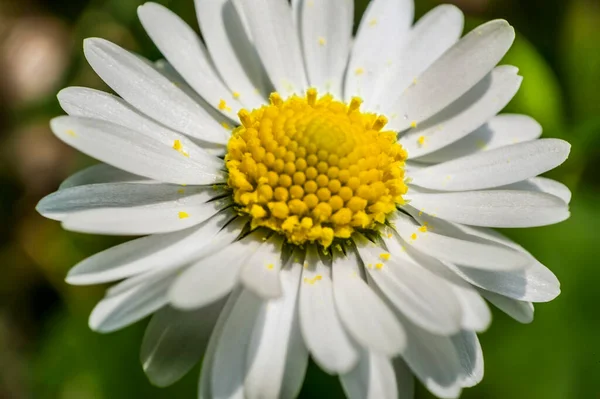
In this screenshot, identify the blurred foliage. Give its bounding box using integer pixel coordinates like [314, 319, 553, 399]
[0, 0, 599, 398]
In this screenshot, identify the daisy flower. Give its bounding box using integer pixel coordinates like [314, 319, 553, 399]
[37, 0, 572, 398]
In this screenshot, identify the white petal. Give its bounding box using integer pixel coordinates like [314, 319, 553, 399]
[390, 211, 528, 270]
[65, 210, 236, 285]
[239, 234, 284, 299]
[345, 0, 414, 101]
[298, 0, 353, 98]
[391, 19, 515, 131]
[237, 0, 307, 95]
[399, 66, 522, 157]
[198, 289, 241, 399]
[355, 235, 462, 335]
[499, 177, 572, 204]
[57, 87, 224, 164]
[105, 217, 247, 297]
[194, 0, 268, 109]
[400, 315, 463, 399]
[211, 289, 262, 399]
[419, 114, 542, 163]
[61, 194, 230, 236]
[479, 290, 534, 323]
[332, 247, 405, 356]
[451, 331, 484, 388]
[244, 252, 309, 399]
[37, 182, 223, 221]
[89, 272, 175, 333]
[370, 4, 464, 111]
[382, 225, 492, 333]
[406, 189, 570, 228]
[340, 350, 398, 399]
[299, 245, 359, 374]
[444, 224, 561, 302]
[169, 231, 265, 310]
[410, 139, 571, 191]
[83, 38, 227, 144]
[138, 3, 242, 118]
[51, 116, 225, 185]
[140, 301, 223, 387]
[59, 164, 150, 190]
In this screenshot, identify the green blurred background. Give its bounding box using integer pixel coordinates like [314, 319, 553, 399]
[0, 0, 598, 397]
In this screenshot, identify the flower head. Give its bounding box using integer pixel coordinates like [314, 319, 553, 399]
[37, 0, 571, 398]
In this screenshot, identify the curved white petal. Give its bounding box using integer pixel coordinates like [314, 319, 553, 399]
[451, 331, 484, 388]
[59, 164, 150, 190]
[340, 350, 398, 399]
[89, 272, 175, 333]
[380, 227, 491, 332]
[239, 234, 284, 299]
[332, 247, 405, 357]
[169, 231, 265, 310]
[66, 210, 236, 285]
[50, 116, 225, 185]
[419, 114, 542, 163]
[58, 87, 224, 164]
[195, 0, 268, 109]
[105, 217, 247, 298]
[61, 195, 230, 236]
[37, 182, 223, 221]
[299, 245, 359, 374]
[400, 315, 463, 399]
[355, 235, 462, 335]
[445, 224, 561, 302]
[406, 189, 570, 228]
[410, 139, 571, 191]
[298, 0, 353, 98]
[371, 4, 464, 111]
[345, 0, 414, 101]
[138, 3, 241, 118]
[391, 19, 515, 131]
[499, 177, 572, 204]
[479, 290, 534, 323]
[211, 289, 262, 399]
[140, 301, 223, 387]
[237, 0, 307, 95]
[390, 211, 528, 270]
[244, 253, 309, 399]
[83, 38, 227, 144]
[399, 66, 522, 157]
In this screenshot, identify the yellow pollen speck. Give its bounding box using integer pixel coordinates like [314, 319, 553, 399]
[303, 275, 322, 285]
[233, 92, 241, 99]
[375, 263, 384, 269]
[410, 233, 417, 240]
[177, 189, 185, 194]
[173, 140, 189, 157]
[379, 253, 391, 261]
[218, 99, 232, 112]
[221, 122, 232, 130]
[318, 37, 326, 46]
[354, 67, 365, 76]
[369, 18, 378, 26]
[267, 263, 274, 270]
[178, 211, 189, 219]
[410, 121, 418, 129]
[224, 89, 408, 247]
[66, 129, 76, 137]
[417, 135, 426, 146]
[419, 225, 428, 233]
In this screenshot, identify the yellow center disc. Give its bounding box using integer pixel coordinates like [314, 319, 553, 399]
[225, 89, 408, 247]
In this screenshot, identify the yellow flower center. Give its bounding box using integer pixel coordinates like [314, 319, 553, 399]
[225, 89, 408, 247]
